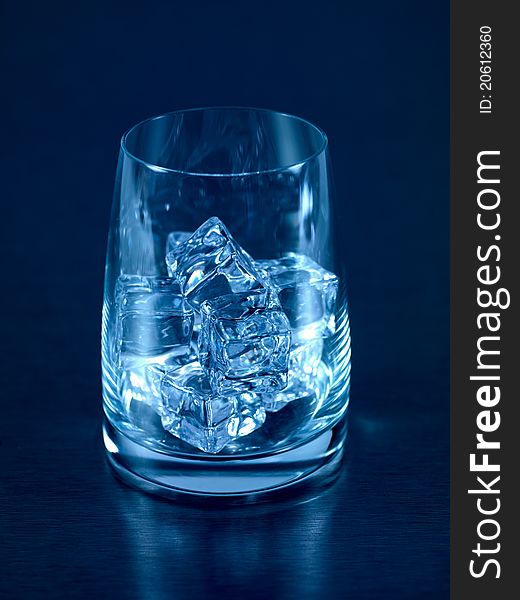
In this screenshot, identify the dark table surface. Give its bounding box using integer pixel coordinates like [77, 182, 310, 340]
[1, 1, 449, 598]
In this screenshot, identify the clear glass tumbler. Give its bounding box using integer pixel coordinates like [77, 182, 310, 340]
[102, 107, 351, 498]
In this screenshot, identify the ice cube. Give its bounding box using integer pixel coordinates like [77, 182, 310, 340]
[120, 364, 165, 412]
[261, 339, 324, 412]
[165, 217, 268, 309]
[257, 254, 338, 342]
[199, 290, 291, 394]
[160, 363, 266, 453]
[116, 275, 194, 368]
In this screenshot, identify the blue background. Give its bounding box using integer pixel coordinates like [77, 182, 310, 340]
[1, 0, 449, 598]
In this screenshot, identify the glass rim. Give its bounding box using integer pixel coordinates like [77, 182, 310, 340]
[120, 106, 329, 177]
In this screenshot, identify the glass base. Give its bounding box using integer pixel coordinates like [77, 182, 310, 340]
[103, 416, 347, 500]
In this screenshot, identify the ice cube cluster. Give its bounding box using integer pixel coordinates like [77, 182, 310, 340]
[116, 217, 338, 453]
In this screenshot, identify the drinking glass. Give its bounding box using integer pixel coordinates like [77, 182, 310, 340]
[102, 107, 351, 498]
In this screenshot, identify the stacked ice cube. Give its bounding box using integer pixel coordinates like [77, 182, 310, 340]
[115, 217, 338, 453]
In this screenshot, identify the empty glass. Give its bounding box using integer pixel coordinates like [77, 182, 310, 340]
[102, 108, 351, 497]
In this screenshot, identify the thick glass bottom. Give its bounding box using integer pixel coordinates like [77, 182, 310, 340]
[103, 415, 347, 500]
